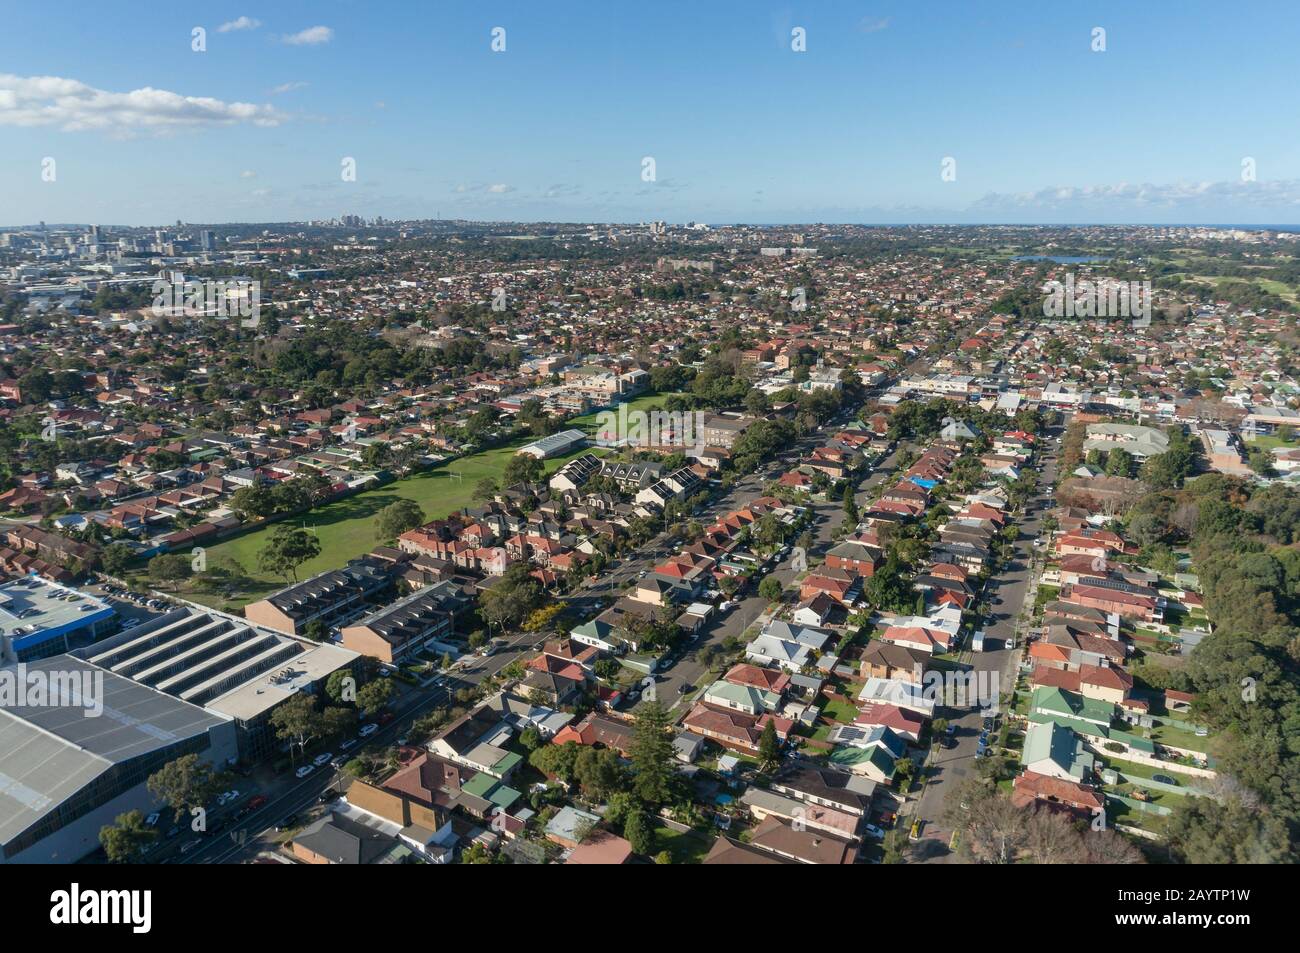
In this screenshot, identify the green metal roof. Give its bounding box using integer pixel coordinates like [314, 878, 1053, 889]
[1031, 685, 1115, 726]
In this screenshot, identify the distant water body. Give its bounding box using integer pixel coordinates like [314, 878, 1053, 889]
[1011, 255, 1104, 263]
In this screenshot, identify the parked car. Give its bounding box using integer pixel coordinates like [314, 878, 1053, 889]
[247, 795, 268, 810]
[145, 812, 160, 827]
[312, 752, 332, 767]
[275, 814, 298, 832]
[1152, 774, 1177, 786]
[908, 819, 924, 842]
[180, 839, 202, 855]
[863, 823, 886, 840]
[358, 723, 379, 738]
[294, 765, 315, 779]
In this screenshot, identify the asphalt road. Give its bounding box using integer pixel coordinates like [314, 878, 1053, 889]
[909, 428, 1062, 862]
[626, 423, 906, 717]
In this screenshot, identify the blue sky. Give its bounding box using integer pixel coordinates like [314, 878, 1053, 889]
[2, 1, 1298, 225]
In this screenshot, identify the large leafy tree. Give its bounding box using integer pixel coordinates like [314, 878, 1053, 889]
[99, 810, 158, 863]
[257, 524, 321, 581]
[630, 701, 676, 807]
[376, 498, 425, 540]
[147, 754, 225, 822]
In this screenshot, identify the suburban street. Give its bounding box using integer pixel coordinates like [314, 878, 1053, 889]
[909, 426, 1062, 861]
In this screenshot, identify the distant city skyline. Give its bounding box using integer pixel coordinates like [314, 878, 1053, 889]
[3, 1, 1299, 226]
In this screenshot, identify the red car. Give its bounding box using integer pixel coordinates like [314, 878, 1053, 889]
[247, 795, 268, 810]
[378, 711, 395, 725]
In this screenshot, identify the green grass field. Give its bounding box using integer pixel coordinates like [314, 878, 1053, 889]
[1243, 432, 1300, 452]
[174, 439, 606, 608]
[568, 391, 689, 440]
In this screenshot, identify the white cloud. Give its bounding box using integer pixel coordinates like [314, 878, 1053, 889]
[970, 178, 1300, 214]
[241, 170, 257, 178]
[269, 81, 308, 95]
[0, 73, 284, 132]
[283, 26, 333, 46]
[858, 17, 890, 33]
[218, 16, 261, 33]
[454, 183, 515, 194]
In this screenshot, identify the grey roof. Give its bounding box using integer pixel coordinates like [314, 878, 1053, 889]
[0, 656, 229, 847]
[292, 813, 397, 864]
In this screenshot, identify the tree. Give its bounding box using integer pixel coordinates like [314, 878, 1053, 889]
[757, 719, 781, 770]
[1105, 448, 1134, 478]
[1022, 807, 1088, 864]
[147, 754, 224, 821]
[325, 669, 356, 705]
[257, 524, 321, 582]
[1083, 829, 1144, 864]
[229, 483, 277, 520]
[1165, 796, 1294, 864]
[530, 740, 580, 782]
[574, 746, 625, 800]
[503, 454, 543, 486]
[102, 542, 134, 576]
[148, 552, 192, 585]
[623, 810, 654, 855]
[472, 477, 499, 502]
[842, 482, 859, 524]
[960, 791, 1030, 864]
[99, 810, 157, 863]
[269, 694, 328, 761]
[356, 679, 395, 716]
[376, 498, 425, 540]
[758, 576, 784, 603]
[479, 562, 544, 633]
[630, 701, 676, 806]
[302, 619, 328, 642]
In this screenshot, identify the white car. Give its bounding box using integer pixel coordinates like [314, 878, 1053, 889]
[295, 765, 315, 779]
[863, 823, 886, 840]
[358, 723, 379, 738]
[312, 752, 332, 767]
